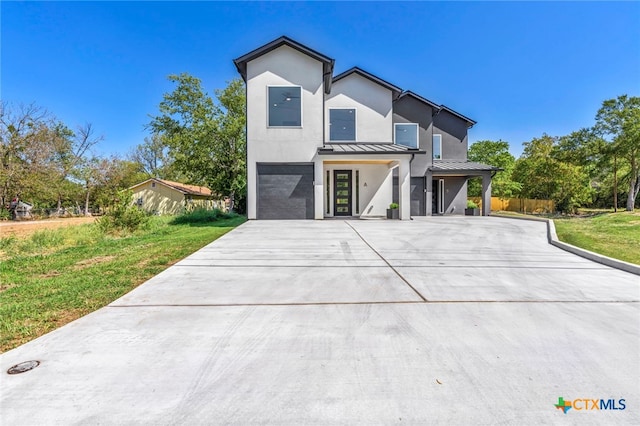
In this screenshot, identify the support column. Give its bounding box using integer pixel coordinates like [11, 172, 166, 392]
[314, 159, 324, 219]
[481, 172, 492, 216]
[399, 158, 411, 220]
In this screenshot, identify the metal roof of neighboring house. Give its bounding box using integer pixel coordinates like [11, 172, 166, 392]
[428, 160, 501, 172]
[130, 179, 213, 196]
[233, 36, 335, 94]
[318, 143, 425, 155]
[437, 105, 477, 128]
[332, 67, 402, 99]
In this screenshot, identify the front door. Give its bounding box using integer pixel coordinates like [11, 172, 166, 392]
[334, 170, 352, 216]
[432, 179, 444, 214]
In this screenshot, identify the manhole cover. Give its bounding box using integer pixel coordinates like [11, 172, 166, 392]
[7, 360, 40, 375]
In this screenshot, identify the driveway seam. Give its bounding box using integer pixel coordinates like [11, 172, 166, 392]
[344, 221, 428, 302]
[108, 300, 639, 308]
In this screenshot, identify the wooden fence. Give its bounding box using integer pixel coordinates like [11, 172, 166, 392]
[470, 197, 555, 213]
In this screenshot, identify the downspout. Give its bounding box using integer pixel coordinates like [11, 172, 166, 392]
[409, 153, 415, 220]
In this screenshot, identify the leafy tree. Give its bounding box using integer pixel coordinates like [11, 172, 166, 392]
[594, 95, 640, 211]
[467, 140, 521, 199]
[148, 74, 246, 211]
[130, 133, 178, 179]
[513, 134, 592, 213]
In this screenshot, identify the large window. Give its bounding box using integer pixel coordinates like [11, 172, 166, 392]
[329, 108, 356, 141]
[395, 123, 418, 148]
[268, 86, 301, 127]
[432, 134, 442, 159]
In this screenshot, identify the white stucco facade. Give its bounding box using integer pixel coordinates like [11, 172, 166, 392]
[325, 75, 394, 144]
[245, 45, 325, 219]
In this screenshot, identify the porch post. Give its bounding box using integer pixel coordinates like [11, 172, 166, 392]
[481, 172, 492, 216]
[314, 159, 324, 219]
[426, 171, 433, 216]
[399, 158, 411, 220]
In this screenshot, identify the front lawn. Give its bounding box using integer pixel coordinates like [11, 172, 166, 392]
[0, 215, 245, 352]
[553, 212, 640, 265]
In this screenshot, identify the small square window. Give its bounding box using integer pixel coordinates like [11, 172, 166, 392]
[330, 109, 356, 141]
[395, 123, 418, 148]
[268, 86, 301, 127]
[433, 134, 442, 159]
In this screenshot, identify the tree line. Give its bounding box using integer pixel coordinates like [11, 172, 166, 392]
[468, 95, 639, 213]
[3, 74, 635, 218]
[0, 74, 246, 218]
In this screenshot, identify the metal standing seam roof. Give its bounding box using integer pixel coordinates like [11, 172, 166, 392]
[428, 160, 501, 172]
[318, 143, 425, 155]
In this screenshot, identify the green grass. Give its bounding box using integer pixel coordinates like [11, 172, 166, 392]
[553, 212, 640, 265]
[0, 215, 246, 352]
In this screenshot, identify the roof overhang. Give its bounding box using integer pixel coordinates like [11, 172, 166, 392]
[318, 143, 425, 155]
[428, 160, 502, 175]
[233, 36, 335, 94]
[332, 67, 402, 100]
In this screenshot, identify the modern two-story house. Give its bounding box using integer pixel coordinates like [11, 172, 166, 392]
[234, 36, 498, 220]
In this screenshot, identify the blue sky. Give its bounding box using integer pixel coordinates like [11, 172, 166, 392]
[2, 1, 639, 158]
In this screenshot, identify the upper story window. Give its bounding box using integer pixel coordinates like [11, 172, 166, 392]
[329, 108, 356, 141]
[268, 86, 301, 127]
[433, 134, 442, 159]
[395, 123, 418, 148]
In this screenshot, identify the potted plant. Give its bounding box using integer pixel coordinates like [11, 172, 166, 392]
[386, 202, 399, 219]
[465, 200, 480, 216]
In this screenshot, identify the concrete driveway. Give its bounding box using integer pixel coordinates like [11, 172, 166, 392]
[1, 217, 638, 425]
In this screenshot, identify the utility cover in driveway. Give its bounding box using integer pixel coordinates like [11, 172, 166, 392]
[257, 163, 314, 219]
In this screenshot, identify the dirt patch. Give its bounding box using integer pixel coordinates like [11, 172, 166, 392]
[74, 255, 116, 270]
[0, 217, 97, 238]
[39, 271, 62, 279]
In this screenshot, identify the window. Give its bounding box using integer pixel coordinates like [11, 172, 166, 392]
[329, 109, 356, 141]
[433, 134, 442, 159]
[395, 123, 418, 148]
[268, 86, 301, 127]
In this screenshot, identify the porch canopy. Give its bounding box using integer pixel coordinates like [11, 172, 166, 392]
[317, 144, 425, 219]
[428, 160, 502, 216]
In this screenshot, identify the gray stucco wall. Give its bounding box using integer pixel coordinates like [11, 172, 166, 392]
[392, 96, 433, 177]
[443, 176, 467, 215]
[433, 110, 468, 160]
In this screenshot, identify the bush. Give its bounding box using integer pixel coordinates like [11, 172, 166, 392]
[467, 200, 479, 209]
[97, 191, 150, 234]
[389, 203, 399, 209]
[170, 208, 238, 225]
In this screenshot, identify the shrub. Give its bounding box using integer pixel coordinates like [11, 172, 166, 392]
[467, 200, 479, 209]
[97, 191, 150, 234]
[389, 203, 399, 209]
[170, 208, 238, 225]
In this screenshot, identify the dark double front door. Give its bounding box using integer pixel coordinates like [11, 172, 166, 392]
[333, 170, 352, 216]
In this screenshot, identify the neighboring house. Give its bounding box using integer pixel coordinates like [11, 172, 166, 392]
[129, 178, 220, 215]
[234, 36, 498, 220]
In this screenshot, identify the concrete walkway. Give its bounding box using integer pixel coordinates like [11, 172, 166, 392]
[1, 217, 638, 425]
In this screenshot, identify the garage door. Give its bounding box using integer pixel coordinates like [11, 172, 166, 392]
[257, 163, 314, 219]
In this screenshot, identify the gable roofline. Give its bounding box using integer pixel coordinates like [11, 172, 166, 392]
[129, 178, 213, 197]
[397, 90, 440, 110]
[438, 105, 477, 128]
[332, 67, 402, 100]
[233, 36, 336, 94]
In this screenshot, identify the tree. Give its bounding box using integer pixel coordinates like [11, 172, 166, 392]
[148, 74, 246, 210]
[130, 133, 177, 179]
[467, 140, 520, 199]
[513, 134, 592, 213]
[594, 95, 640, 211]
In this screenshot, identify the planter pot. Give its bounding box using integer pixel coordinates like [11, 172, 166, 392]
[386, 208, 399, 219]
[465, 208, 480, 216]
